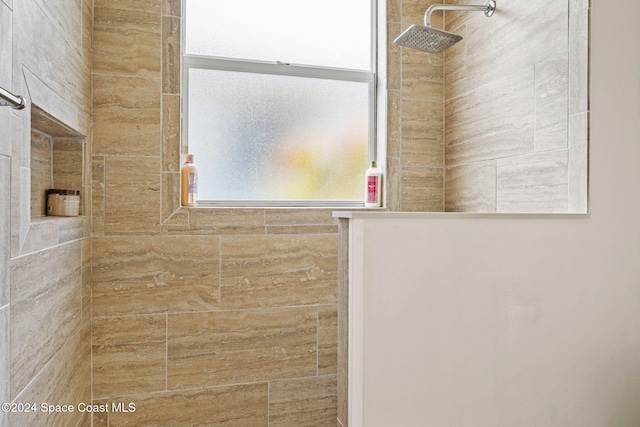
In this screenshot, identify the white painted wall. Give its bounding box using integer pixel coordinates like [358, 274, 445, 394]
[341, 0, 640, 425]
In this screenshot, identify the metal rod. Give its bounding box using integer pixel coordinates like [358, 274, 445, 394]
[0, 86, 27, 110]
[424, 1, 496, 26]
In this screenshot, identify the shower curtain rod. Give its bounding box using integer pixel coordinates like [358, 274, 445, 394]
[0, 86, 26, 110]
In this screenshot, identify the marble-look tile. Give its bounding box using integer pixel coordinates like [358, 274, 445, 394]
[400, 166, 444, 212]
[266, 225, 338, 235]
[94, 6, 161, 77]
[387, 0, 400, 23]
[15, 1, 91, 128]
[91, 155, 105, 235]
[162, 15, 180, 94]
[497, 149, 569, 213]
[31, 105, 80, 138]
[167, 308, 317, 389]
[104, 156, 161, 234]
[95, 0, 161, 13]
[0, 110, 10, 158]
[82, 0, 93, 71]
[161, 171, 181, 222]
[264, 210, 337, 232]
[53, 139, 84, 191]
[93, 74, 161, 157]
[92, 315, 166, 398]
[569, 112, 589, 213]
[445, 161, 497, 212]
[535, 57, 569, 152]
[92, 235, 220, 316]
[10, 328, 90, 427]
[0, 305, 8, 425]
[0, 156, 9, 306]
[337, 218, 349, 425]
[444, 23, 467, 101]
[445, 67, 535, 166]
[30, 130, 53, 217]
[401, 0, 443, 27]
[401, 98, 444, 168]
[387, 90, 401, 158]
[163, 0, 181, 17]
[107, 384, 268, 426]
[0, 2, 10, 95]
[386, 156, 401, 211]
[265, 209, 335, 226]
[32, 0, 83, 54]
[57, 216, 86, 243]
[81, 237, 91, 327]
[318, 306, 338, 375]
[21, 219, 58, 254]
[401, 49, 444, 102]
[387, 22, 401, 92]
[269, 376, 338, 427]
[465, 0, 568, 91]
[220, 234, 337, 309]
[569, 8, 589, 115]
[162, 94, 181, 172]
[10, 241, 82, 398]
[570, 0, 589, 15]
[189, 208, 266, 235]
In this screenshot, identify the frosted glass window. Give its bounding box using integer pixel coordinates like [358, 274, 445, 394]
[183, 0, 377, 205]
[185, 0, 372, 70]
[188, 69, 370, 202]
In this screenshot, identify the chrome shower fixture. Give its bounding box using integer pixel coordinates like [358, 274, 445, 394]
[393, 0, 496, 54]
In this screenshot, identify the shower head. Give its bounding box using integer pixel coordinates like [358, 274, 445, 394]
[393, 0, 496, 54]
[394, 25, 463, 54]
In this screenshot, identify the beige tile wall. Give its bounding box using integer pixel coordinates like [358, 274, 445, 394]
[2, 0, 93, 425]
[443, 0, 589, 213]
[91, 1, 340, 426]
[387, 0, 446, 212]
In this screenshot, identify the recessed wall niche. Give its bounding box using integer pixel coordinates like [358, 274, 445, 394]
[30, 106, 85, 218]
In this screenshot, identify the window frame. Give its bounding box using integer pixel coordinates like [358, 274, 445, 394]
[181, 0, 385, 208]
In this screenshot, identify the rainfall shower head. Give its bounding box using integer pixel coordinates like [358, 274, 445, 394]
[393, 0, 496, 54]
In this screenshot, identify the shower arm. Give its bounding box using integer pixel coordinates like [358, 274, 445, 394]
[0, 86, 26, 110]
[423, 1, 496, 26]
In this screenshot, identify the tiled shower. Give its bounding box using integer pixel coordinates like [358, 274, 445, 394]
[1, 0, 587, 426]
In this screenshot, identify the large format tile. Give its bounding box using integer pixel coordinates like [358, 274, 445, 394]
[10, 328, 90, 427]
[269, 376, 337, 427]
[92, 315, 166, 398]
[189, 208, 266, 235]
[93, 6, 161, 77]
[93, 74, 161, 157]
[92, 235, 220, 316]
[535, 57, 569, 152]
[445, 67, 535, 166]
[497, 149, 569, 213]
[10, 241, 82, 398]
[0, 305, 8, 427]
[52, 139, 84, 191]
[30, 131, 53, 217]
[318, 306, 338, 375]
[400, 166, 444, 212]
[220, 234, 338, 309]
[0, 156, 9, 306]
[106, 384, 268, 427]
[104, 156, 161, 234]
[445, 161, 497, 212]
[162, 15, 180, 94]
[401, 99, 444, 168]
[168, 308, 317, 389]
[465, 0, 568, 91]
